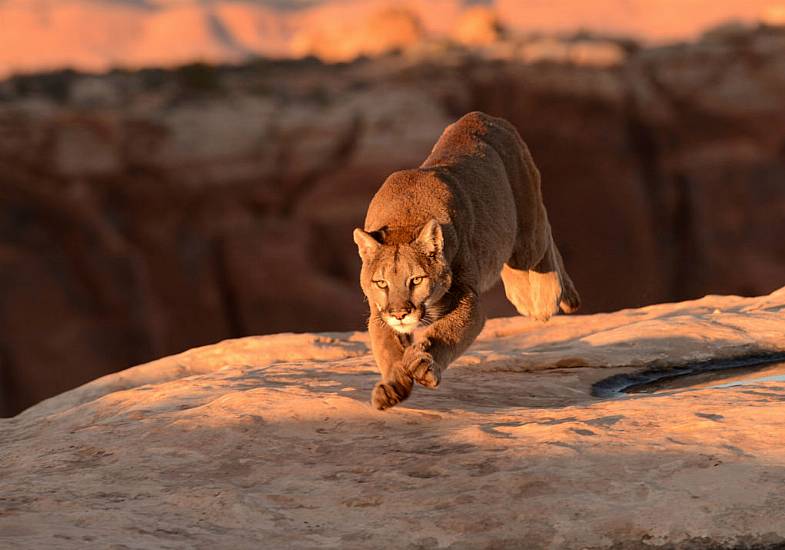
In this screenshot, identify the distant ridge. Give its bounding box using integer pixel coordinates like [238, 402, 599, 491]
[0, 0, 781, 78]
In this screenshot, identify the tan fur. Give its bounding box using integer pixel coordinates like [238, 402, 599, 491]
[354, 112, 580, 410]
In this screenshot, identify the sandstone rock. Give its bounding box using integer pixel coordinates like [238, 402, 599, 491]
[452, 6, 505, 47]
[495, 0, 779, 43]
[2, 288, 785, 548]
[518, 37, 626, 67]
[291, 6, 426, 62]
[52, 116, 120, 176]
[3, 27, 785, 417]
[766, 4, 785, 25]
[626, 26, 785, 299]
[2, 0, 783, 77]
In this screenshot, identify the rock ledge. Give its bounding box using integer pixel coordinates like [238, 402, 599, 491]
[2, 287, 785, 549]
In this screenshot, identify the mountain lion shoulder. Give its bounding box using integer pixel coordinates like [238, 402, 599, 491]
[353, 111, 580, 410]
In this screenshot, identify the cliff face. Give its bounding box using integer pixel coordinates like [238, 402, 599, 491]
[2, 27, 785, 415]
[1, 288, 785, 548]
[1, 0, 782, 77]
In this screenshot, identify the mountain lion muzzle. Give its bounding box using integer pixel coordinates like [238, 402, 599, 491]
[354, 111, 580, 410]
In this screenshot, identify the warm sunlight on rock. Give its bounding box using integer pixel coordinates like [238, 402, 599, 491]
[764, 3, 785, 25]
[2, 3, 785, 546]
[3, 0, 785, 76]
[291, 5, 425, 61]
[452, 6, 505, 46]
[2, 288, 785, 546]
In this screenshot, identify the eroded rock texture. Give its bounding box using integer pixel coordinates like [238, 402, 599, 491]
[2, 27, 785, 415]
[1, 288, 785, 548]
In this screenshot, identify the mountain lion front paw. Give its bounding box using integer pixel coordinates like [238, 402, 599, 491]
[403, 346, 441, 389]
[371, 380, 411, 410]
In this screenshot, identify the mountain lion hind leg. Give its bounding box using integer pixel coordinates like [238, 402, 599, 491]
[501, 235, 580, 321]
[497, 121, 580, 320]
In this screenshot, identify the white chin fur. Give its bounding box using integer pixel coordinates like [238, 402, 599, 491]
[386, 319, 418, 333]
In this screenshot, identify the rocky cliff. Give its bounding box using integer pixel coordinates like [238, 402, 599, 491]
[2, 288, 785, 548]
[2, 26, 785, 415]
[1, 0, 783, 76]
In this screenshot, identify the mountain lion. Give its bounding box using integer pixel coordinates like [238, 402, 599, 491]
[353, 111, 580, 410]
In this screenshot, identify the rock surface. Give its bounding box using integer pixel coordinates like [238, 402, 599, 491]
[2, 288, 785, 549]
[1, 0, 784, 76]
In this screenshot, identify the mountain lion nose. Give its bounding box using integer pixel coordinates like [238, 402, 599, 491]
[390, 306, 413, 320]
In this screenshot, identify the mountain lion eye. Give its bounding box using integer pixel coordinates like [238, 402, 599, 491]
[411, 276, 425, 285]
[374, 280, 388, 289]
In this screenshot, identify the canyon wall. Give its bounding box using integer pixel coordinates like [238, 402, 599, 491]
[1, 26, 785, 415]
[2, 0, 783, 77]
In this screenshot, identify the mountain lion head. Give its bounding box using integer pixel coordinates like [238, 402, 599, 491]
[353, 220, 452, 333]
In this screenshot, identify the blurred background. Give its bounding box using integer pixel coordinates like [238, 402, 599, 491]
[1, 0, 785, 416]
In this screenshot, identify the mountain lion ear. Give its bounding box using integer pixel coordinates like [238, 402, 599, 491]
[353, 228, 381, 262]
[416, 219, 443, 257]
